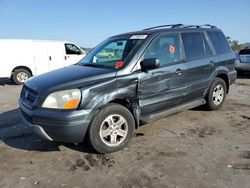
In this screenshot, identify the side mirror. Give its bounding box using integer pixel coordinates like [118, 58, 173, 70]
[140, 58, 160, 71]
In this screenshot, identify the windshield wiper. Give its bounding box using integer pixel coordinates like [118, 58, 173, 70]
[83, 63, 100, 67]
[83, 63, 112, 69]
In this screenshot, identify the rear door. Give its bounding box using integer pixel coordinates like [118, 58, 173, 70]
[33, 42, 50, 75]
[181, 31, 214, 101]
[47, 42, 65, 71]
[137, 33, 188, 115]
[64, 43, 85, 66]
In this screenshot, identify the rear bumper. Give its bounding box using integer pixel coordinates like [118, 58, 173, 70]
[19, 100, 95, 143]
[235, 62, 250, 71]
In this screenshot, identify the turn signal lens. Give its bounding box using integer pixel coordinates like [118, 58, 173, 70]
[64, 99, 80, 109]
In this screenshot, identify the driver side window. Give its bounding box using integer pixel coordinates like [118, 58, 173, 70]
[143, 34, 181, 67]
[65, 43, 82, 55]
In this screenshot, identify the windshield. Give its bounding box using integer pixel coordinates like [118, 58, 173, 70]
[78, 37, 144, 69]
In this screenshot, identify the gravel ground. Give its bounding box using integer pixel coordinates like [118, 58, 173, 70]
[0, 74, 250, 188]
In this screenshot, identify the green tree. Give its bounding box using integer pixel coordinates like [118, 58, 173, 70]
[226, 36, 244, 51]
[231, 40, 244, 51]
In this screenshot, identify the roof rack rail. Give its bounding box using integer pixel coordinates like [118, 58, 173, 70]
[143, 24, 184, 30]
[143, 24, 217, 31]
[182, 24, 217, 29]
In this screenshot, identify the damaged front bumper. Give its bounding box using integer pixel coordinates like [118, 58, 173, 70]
[19, 100, 95, 143]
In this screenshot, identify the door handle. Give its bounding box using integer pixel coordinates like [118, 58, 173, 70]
[175, 68, 182, 75]
[49, 56, 52, 61]
[65, 56, 67, 60]
[209, 61, 215, 68]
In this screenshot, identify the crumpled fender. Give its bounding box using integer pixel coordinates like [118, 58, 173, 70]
[80, 74, 140, 127]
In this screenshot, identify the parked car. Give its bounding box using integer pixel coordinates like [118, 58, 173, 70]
[19, 24, 237, 154]
[235, 48, 250, 73]
[0, 39, 86, 84]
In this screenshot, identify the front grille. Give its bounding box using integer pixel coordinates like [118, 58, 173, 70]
[20, 86, 38, 109]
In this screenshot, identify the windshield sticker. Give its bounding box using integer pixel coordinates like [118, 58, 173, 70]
[130, 35, 147, 40]
[115, 61, 125, 69]
[169, 44, 175, 54]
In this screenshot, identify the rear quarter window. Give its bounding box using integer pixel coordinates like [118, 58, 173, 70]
[207, 31, 231, 55]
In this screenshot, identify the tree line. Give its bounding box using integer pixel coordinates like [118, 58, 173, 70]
[227, 37, 249, 51]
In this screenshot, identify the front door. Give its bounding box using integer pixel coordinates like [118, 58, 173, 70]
[137, 33, 188, 115]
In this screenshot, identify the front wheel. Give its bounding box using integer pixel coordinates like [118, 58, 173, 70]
[205, 78, 227, 110]
[88, 103, 135, 154]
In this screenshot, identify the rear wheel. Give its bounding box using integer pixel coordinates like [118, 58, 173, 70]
[205, 78, 226, 110]
[88, 103, 135, 154]
[12, 69, 31, 85]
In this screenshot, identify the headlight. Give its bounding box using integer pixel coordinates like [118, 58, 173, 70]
[42, 89, 81, 109]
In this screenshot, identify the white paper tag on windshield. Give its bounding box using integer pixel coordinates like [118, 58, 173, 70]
[130, 35, 147, 39]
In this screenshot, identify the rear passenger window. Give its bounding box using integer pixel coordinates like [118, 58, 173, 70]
[181, 32, 206, 60]
[207, 31, 231, 55]
[143, 34, 181, 66]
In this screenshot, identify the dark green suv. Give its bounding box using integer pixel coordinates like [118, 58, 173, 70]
[19, 24, 237, 153]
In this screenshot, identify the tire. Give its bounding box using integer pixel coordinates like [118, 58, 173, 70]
[88, 103, 135, 154]
[205, 77, 227, 110]
[12, 69, 31, 85]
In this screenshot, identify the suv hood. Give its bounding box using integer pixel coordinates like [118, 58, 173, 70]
[25, 65, 117, 94]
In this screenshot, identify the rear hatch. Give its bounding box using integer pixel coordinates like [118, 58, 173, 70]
[239, 49, 250, 63]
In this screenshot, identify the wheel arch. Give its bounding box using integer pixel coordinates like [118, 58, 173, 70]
[11, 66, 33, 77]
[107, 98, 140, 129]
[216, 73, 229, 93]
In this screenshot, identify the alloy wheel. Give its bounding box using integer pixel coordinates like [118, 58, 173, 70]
[212, 84, 224, 105]
[99, 114, 128, 147]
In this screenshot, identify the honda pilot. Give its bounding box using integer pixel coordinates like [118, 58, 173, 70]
[19, 24, 237, 154]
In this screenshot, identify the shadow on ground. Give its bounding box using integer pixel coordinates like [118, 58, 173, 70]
[0, 108, 95, 153]
[0, 78, 15, 86]
[237, 71, 250, 79]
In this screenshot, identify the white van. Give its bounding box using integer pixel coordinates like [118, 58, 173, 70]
[0, 39, 86, 84]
